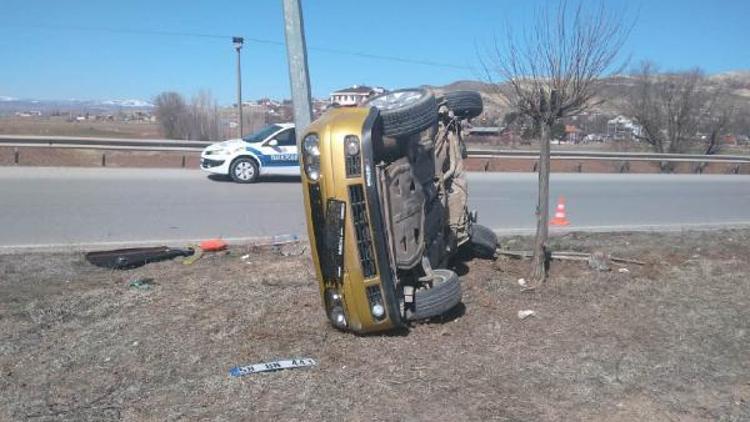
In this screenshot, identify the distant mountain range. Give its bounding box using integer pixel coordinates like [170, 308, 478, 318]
[3, 70, 748, 118]
[0, 97, 154, 115]
[426, 70, 750, 121]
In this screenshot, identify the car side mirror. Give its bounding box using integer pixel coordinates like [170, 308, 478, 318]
[267, 139, 279, 147]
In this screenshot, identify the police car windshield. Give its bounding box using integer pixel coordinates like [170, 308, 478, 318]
[242, 125, 281, 143]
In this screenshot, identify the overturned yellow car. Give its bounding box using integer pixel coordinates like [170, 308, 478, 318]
[299, 89, 497, 334]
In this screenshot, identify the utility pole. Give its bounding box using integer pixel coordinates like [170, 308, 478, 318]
[282, 0, 313, 144]
[233, 36, 244, 138]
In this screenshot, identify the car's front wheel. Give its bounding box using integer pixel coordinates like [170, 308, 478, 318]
[230, 157, 259, 183]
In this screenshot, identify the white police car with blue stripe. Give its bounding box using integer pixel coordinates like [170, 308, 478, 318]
[200, 123, 300, 183]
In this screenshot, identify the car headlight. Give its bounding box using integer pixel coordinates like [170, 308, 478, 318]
[344, 135, 360, 156]
[325, 289, 347, 329]
[206, 148, 233, 156]
[302, 133, 320, 181]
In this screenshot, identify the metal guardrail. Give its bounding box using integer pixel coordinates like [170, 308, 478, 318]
[0, 135, 211, 151]
[1, 135, 749, 164]
[468, 148, 750, 164]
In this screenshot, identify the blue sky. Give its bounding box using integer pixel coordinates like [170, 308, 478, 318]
[0, 0, 748, 104]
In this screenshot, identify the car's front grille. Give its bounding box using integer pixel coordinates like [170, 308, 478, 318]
[201, 158, 225, 168]
[345, 151, 361, 177]
[348, 184, 377, 278]
[308, 184, 332, 281]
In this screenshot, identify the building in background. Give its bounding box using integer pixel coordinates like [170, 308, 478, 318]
[329, 85, 386, 106]
[607, 115, 642, 141]
[564, 124, 582, 143]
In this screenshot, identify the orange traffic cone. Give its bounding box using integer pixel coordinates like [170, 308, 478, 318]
[550, 196, 570, 226]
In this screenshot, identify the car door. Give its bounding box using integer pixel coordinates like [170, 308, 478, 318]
[261, 128, 299, 175]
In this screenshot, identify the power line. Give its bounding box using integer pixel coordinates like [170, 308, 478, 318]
[6, 22, 232, 40]
[2, 22, 472, 71]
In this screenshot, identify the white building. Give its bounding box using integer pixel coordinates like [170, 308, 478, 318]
[329, 85, 385, 106]
[607, 115, 642, 141]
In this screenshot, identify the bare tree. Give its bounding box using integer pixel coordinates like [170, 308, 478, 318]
[702, 93, 735, 156]
[154, 92, 189, 139]
[242, 108, 268, 135]
[154, 90, 226, 141]
[189, 90, 221, 142]
[482, 1, 630, 284]
[626, 63, 736, 165]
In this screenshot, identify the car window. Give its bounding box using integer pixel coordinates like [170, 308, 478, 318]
[273, 129, 297, 147]
[242, 124, 281, 143]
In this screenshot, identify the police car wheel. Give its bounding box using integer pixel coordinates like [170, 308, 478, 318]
[230, 157, 259, 183]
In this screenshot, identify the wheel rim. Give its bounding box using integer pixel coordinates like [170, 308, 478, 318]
[235, 161, 255, 180]
[369, 90, 423, 111]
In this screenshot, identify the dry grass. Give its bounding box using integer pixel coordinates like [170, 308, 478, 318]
[0, 117, 161, 139]
[1, 231, 748, 421]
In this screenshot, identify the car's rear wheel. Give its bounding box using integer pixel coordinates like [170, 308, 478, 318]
[367, 88, 438, 138]
[408, 269, 462, 321]
[230, 157, 259, 183]
[445, 90, 483, 119]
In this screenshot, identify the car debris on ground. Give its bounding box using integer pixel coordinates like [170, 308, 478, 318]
[517, 310, 536, 320]
[128, 277, 154, 290]
[85, 239, 229, 269]
[181, 244, 203, 265]
[183, 239, 228, 265]
[199, 239, 228, 252]
[229, 358, 316, 377]
[85, 246, 194, 269]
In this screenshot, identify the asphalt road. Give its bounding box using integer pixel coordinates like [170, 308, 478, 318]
[1, 167, 749, 249]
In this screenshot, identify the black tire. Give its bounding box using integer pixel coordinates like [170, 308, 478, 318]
[470, 224, 498, 259]
[367, 88, 438, 138]
[445, 90, 483, 119]
[229, 157, 259, 183]
[408, 269, 462, 321]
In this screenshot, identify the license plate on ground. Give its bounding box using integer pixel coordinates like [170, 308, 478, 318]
[229, 358, 316, 377]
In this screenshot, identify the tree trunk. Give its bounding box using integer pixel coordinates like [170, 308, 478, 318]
[530, 122, 551, 283]
[704, 129, 720, 155]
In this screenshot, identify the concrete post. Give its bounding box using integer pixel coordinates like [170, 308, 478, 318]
[282, 0, 313, 144]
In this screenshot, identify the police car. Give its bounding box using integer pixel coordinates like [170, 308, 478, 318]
[200, 123, 300, 183]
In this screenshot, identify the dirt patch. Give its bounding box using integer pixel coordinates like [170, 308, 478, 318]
[1, 231, 748, 421]
[0, 147, 201, 169]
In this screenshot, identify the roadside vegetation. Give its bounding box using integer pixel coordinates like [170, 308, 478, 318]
[481, 0, 630, 283]
[1, 230, 748, 420]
